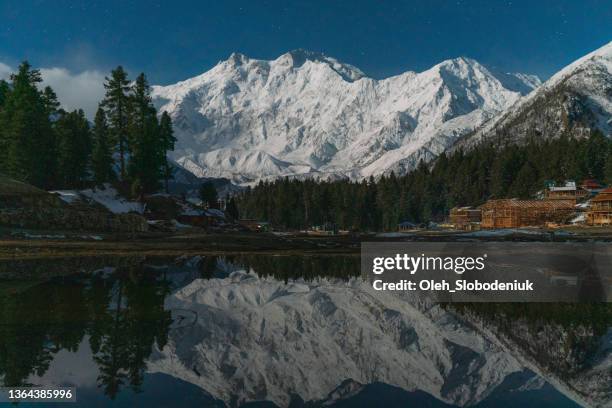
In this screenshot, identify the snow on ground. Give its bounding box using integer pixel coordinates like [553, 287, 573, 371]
[80, 185, 143, 214]
[52, 184, 143, 214]
[51, 190, 80, 204]
[462, 228, 544, 237]
[461, 228, 574, 237]
[375, 232, 416, 237]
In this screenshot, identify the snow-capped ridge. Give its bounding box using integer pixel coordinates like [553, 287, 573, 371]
[152, 49, 541, 184]
[459, 40, 612, 148]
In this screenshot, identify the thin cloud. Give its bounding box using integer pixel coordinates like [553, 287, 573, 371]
[0, 62, 106, 119]
[0, 62, 12, 79]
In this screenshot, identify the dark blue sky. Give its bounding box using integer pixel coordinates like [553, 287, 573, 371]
[1, 0, 611, 84]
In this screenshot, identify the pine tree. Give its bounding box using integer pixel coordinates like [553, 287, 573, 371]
[158, 111, 176, 193]
[102, 66, 131, 181]
[0, 79, 11, 174]
[1, 62, 54, 188]
[40, 86, 61, 187]
[225, 194, 239, 219]
[0, 79, 10, 106]
[91, 106, 115, 185]
[128, 73, 163, 195]
[55, 109, 92, 188]
[199, 182, 218, 209]
[41, 86, 60, 117]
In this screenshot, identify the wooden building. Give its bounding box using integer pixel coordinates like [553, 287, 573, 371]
[544, 181, 587, 202]
[587, 188, 612, 225]
[449, 207, 482, 230]
[580, 179, 604, 196]
[480, 199, 575, 228]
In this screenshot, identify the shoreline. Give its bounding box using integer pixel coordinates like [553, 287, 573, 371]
[3, 227, 612, 260]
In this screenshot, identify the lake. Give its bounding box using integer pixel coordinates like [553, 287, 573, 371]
[0, 254, 609, 407]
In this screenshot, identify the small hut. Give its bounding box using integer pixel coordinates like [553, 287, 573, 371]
[398, 221, 417, 232]
[587, 188, 612, 225]
[449, 206, 482, 230]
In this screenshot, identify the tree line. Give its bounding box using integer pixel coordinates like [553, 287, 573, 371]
[236, 130, 612, 231]
[0, 62, 176, 196]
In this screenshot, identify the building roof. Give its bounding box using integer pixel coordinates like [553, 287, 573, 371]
[480, 199, 575, 210]
[581, 179, 603, 189]
[591, 188, 612, 202]
[548, 181, 576, 192]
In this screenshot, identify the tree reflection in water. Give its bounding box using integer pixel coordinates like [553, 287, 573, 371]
[0, 254, 608, 407]
[0, 262, 172, 399]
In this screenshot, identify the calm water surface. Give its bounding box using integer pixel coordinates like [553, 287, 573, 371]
[0, 254, 608, 407]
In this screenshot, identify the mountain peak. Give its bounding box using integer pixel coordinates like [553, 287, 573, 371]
[276, 49, 366, 81]
[590, 40, 612, 58]
[226, 52, 250, 66]
[152, 49, 548, 184]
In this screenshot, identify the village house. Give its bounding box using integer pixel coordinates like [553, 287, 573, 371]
[587, 188, 612, 225]
[397, 221, 418, 232]
[580, 179, 604, 196]
[449, 206, 482, 230]
[307, 222, 339, 236]
[178, 208, 227, 228]
[543, 180, 587, 202]
[238, 219, 270, 232]
[479, 199, 575, 228]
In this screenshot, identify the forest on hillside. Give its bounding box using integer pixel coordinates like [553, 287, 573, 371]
[236, 130, 611, 231]
[0, 62, 175, 196]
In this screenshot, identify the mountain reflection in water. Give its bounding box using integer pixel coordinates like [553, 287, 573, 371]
[0, 255, 609, 408]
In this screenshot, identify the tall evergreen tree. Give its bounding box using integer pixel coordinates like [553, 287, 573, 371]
[91, 106, 115, 185]
[0, 79, 10, 106]
[128, 73, 163, 196]
[102, 66, 131, 181]
[41, 86, 60, 117]
[158, 111, 176, 193]
[0, 62, 54, 187]
[55, 109, 92, 188]
[199, 182, 218, 209]
[225, 194, 240, 219]
[40, 86, 61, 186]
[0, 79, 11, 173]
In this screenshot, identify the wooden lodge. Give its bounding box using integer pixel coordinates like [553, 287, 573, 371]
[479, 199, 575, 229]
[580, 179, 604, 195]
[587, 188, 612, 226]
[449, 206, 482, 230]
[544, 181, 587, 202]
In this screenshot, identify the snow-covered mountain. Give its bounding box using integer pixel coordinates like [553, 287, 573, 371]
[147, 270, 608, 407]
[457, 41, 612, 148]
[152, 50, 539, 184]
